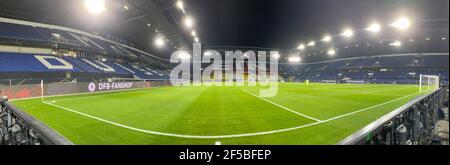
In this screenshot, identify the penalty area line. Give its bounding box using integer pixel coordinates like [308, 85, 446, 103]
[241, 90, 322, 122]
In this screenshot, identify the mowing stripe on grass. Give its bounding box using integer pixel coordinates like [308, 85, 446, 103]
[361, 86, 415, 94]
[241, 90, 322, 122]
[42, 92, 418, 139]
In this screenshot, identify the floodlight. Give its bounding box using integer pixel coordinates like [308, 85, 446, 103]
[154, 37, 165, 47]
[366, 23, 381, 33]
[327, 49, 336, 56]
[273, 52, 280, 59]
[191, 31, 197, 37]
[184, 16, 194, 28]
[391, 17, 410, 30]
[307, 41, 315, 47]
[85, 0, 106, 15]
[123, 5, 129, 10]
[297, 44, 306, 50]
[341, 29, 353, 38]
[389, 40, 402, 47]
[321, 35, 332, 42]
[177, 0, 184, 10]
[194, 37, 199, 43]
[288, 56, 301, 63]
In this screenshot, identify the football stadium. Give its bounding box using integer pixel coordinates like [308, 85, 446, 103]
[0, 0, 449, 146]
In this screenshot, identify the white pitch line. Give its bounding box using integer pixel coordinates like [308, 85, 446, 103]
[241, 90, 322, 122]
[320, 92, 418, 122]
[323, 93, 417, 122]
[42, 92, 418, 139]
[53, 87, 167, 102]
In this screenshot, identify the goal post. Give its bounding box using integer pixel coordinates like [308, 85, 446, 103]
[419, 74, 440, 92]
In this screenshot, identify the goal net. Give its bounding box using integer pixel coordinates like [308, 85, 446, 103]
[419, 74, 440, 92]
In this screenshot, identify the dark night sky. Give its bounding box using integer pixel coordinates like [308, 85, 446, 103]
[0, 0, 448, 56]
[186, 0, 449, 49]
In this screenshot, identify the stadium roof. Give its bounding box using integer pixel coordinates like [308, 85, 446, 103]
[0, 0, 448, 62]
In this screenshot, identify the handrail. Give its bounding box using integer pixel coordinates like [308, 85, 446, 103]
[338, 87, 448, 145]
[0, 99, 73, 145]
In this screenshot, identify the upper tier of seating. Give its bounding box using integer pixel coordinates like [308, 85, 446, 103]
[0, 18, 170, 67]
[0, 52, 170, 80]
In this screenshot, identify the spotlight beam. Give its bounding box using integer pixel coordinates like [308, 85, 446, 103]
[391, 17, 411, 30]
[84, 0, 106, 15]
[366, 23, 381, 33]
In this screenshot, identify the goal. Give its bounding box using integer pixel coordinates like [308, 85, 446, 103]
[419, 74, 440, 92]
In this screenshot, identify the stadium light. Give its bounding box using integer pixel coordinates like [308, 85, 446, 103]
[341, 29, 353, 38]
[288, 56, 301, 63]
[327, 49, 336, 56]
[154, 36, 165, 48]
[273, 52, 280, 59]
[390, 17, 411, 30]
[389, 40, 402, 47]
[184, 16, 194, 28]
[176, 0, 184, 10]
[366, 23, 381, 33]
[321, 35, 332, 42]
[297, 44, 306, 50]
[84, 0, 106, 15]
[191, 31, 197, 37]
[307, 41, 315, 47]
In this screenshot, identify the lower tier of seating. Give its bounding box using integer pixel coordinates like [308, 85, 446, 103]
[0, 52, 170, 80]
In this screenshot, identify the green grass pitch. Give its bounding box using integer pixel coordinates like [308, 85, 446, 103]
[11, 83, 428, 145]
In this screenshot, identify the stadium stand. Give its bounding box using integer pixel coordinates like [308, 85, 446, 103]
[0, 17, 447, 84]
[0, 53, 77, 72]
[0, 51, 169, 79]
[280, 53, 449, 85]
[0, 17, 171, 81]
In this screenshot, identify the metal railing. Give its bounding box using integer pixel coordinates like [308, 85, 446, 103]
[0, 97, 73, 145]
[338, 87, 448, 145]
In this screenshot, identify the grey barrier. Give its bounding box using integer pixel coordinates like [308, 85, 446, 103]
[0, 99, 73, 145]
[338, 87, 448, 145]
